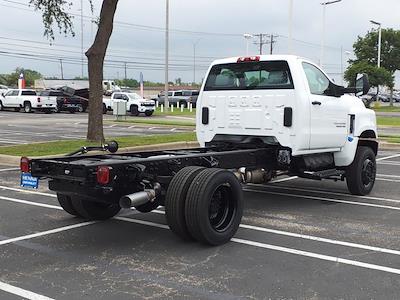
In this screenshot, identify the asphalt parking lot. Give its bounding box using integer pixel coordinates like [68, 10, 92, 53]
[0, 111, 192, 146]
[0, 151, 400, 299]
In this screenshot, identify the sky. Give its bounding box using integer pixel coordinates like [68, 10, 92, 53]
[0, 0, 399, 87]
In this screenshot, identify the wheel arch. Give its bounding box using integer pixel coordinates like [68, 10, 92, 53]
[358, 130, 378, 156]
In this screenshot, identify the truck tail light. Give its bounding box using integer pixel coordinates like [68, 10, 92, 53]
[37, 97, 41, 102]
[20, 157, 30, 173]
[237, 56, 260, 63]
[97, 166, 111, 185]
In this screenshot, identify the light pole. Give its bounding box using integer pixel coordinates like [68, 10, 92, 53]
[370, 20, 382, 68]
[193, 39, 201, 85]
[164, 0, 169, 110]
[243, 34, 254, 55]
[288, 0, 293, 54]
[320, 0, 342, 67]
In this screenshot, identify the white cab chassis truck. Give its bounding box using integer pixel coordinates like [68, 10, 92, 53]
[24, 55, 377, 246]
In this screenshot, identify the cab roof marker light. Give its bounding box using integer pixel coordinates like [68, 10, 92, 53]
[237, 56, 261, 63]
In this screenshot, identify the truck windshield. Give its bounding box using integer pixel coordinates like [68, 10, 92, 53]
[204, 61, 294, 91]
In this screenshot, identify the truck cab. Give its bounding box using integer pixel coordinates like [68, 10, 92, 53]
[103, 92, 155, 116]
[197, 55, 377, 194]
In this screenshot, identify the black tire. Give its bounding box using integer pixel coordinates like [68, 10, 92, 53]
[77, 104, 84, 113]
[71, 197, 121, 220]
[144, 110, 154, 117]
[57, 194, 81, 217]
[185, 168, 243, 245]
[346, 146, 376, 195]
[0, 100, 3, 111]
[103, 104, 107, 114]
[23, 102, 32, 113]
[130, 105, 139, 116]
[165, 166, 205, 241]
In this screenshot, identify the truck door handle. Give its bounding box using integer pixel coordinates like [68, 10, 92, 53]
[312, 101, 322, 105]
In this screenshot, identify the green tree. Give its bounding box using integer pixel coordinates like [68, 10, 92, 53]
[349, 28, 400, 105]
[30, 0, 119, 142]
[344, 61, 394, 88]
[3, 68, 42, 87]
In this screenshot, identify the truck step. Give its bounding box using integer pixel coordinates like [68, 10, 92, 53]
[297, 169, 345, 181]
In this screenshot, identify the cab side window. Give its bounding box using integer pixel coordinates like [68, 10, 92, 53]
[302, 62, 330, 95]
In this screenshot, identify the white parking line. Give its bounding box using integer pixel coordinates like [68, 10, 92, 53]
[377, 154, 400, 161]
[0, 221, 96, 246]
[270, 176, 298, 183]
[0, 195, 62, 210]
[377, 178, 400, 183]
[378, 174, 400, 178]
[151, 209, 400, 256]
[231, 238, 400, 276]
[0, 168, 20, 172]
[3, 195, 400, 276]
[0, 281, 54, 300]
[243, 189, 400, 211]
[115, 217, 400, 276]
[378, 160, 400, 166]
[0, 185, 57, 197]
[249, 184, 400, 204]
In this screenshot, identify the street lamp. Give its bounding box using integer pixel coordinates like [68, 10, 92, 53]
[193, 38, 201, 84]
[164, 0, 169, 110]
[370, 20, 382, 68]
[320, 0, 342, 67]
[288, 0, 293, 54]
[243, 33, 254, 55]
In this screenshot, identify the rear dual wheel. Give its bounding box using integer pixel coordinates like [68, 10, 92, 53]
[165, 167, 243, 245]
[57, 194, 121, 220]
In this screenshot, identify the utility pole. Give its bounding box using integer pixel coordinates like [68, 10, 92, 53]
[253, 34, 277, 55]
[124, 62, 127, 81]
[59, 59, 64, 80]
[80, 0, 84, 78]
[193, 39, 201, 85]
[270, 35, 277, 54]
[288, 0, 293, 54]
[164, 0, 169, 110]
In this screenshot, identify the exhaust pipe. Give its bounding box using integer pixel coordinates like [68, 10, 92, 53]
[119, 183, 161, 209]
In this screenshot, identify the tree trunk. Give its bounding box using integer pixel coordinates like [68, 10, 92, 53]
[390, 87, 394, 107]
[86, 0, 119, 142]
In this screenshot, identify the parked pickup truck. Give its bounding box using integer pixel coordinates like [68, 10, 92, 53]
[103, 92, 155, 116]
[21, 55, 377, 246]
[0, 89, 56, 113]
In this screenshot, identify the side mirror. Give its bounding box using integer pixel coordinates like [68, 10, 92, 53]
[355, 74, 370, 96]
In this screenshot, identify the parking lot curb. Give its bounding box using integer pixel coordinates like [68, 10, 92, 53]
[0, 141, 200, 167]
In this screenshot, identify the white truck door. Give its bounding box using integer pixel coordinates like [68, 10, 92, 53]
[8, 90, 20, 107]
[3, 90, 15, 107]
[302, 62, 348, 149]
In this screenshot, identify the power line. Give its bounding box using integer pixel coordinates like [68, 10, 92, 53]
[253, 34, 278, 55]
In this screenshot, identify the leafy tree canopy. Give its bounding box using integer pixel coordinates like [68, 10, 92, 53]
[344, 61, 394, 89]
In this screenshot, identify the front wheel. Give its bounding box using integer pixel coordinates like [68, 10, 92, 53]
[0, 100, 3, 111]
[77, 104, 83, 113]
[144, 110, 154, 117]
[130, 105, 139, 116]
[346, 146, 376, 195]
[103, 104, 107, 114]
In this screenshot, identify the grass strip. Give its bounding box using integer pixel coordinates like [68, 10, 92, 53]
[377, 116, 400, 127]
[114, 118, 195, 127]
[0, 133, 196, 157]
